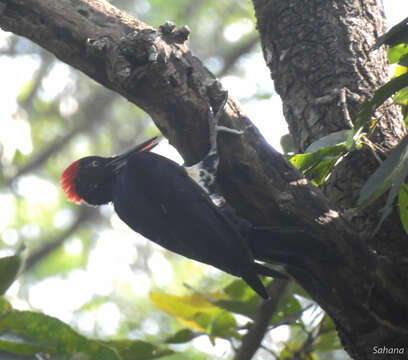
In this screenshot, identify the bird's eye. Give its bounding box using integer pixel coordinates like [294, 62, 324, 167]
[91, 160, 100, 167]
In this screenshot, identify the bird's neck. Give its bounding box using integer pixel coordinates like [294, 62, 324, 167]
[76, 177, 115, 206]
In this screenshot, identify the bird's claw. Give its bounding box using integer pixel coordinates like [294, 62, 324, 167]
[186, 91, 244, 197]
[208, 91, 243, 152]
[215, 125, 244, 135]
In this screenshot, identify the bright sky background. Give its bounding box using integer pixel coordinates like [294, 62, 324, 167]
[0, 1, 407, 358]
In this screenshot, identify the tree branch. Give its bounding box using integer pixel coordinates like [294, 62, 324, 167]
[1, 1, 407, 357]
[5, 90, 115, 185]
[234, 279, 289, 360]
[251, 0, 408, 357]
[218, 34, 259, 77]
[23, 206, 96, 273]
[17, 50, 54, 112]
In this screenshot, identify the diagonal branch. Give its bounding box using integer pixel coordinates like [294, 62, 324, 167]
[6, 125, 82, 186]
[217, 34, 259, 77]
[5, 90, 115, 185]
[23, 206, 97, 273]
[1, 1, 407, 356]
[234, 279, 289, 360]
[17, 51, 54, 112]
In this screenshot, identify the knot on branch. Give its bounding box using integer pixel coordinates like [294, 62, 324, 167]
[120, 29, 160, 63]
[159, 21, 190, 44]
[86, 36, 111, 57]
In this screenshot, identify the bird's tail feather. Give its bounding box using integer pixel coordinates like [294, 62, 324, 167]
[242, 271, 269, 299]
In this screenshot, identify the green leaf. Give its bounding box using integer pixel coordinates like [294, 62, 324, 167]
[320, 315, 336, 333]
[393, 65, 408, 78]
[307, 158, 339, 186]
[375, 16, 408, 48]
[0, 309, 119, 359]
[314, 331, 342, 352]
[271, 282, 313, 326]
[280, 342, 318, 359]
[305, 130, 350, 153]
[0, 297, 12, 315]
[149, 291, 235, 338]
[394, 86, 408, 106]
[223, 278, 254, 300]
[207, 311, 239, 340]
[358, 135, 408, 233]
[214, 299, 258, 319]
[350, 73, 408, 143]
[400, 54, 408, 67]
[358, 135, 408, 210]
[103, 340, 174, 360]
[290, 281, 312, 300]
[376, 166, 408, 234]
[164, 329, 196, 344]
[388, 44, 408, 64]
[289, 145, 347, 185]
[214, 279, 259, 318]
[398, 184, 408, 235]
[271, 290, 302, 326]
[289, 145, 346, 171]
[0, 253, 23, 295]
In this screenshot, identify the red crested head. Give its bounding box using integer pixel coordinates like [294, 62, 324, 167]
[60, 137, 159, 206]
[61, 160, 83, 204]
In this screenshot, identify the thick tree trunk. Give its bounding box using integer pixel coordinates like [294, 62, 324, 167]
[1, 1, 408, 358]
[253, 0, 408, 357]
[253, 0, 407, 240]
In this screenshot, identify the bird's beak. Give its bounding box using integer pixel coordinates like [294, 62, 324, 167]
[106, 137, 159, 171]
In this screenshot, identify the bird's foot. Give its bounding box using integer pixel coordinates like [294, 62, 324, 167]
[215, 125, 244, 136]
[185, 91, 242, 196]
[207, 91, 243, 154]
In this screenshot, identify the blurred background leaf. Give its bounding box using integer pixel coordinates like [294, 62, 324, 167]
[0, 0, 404, 359]
[0, 252, 23, 295]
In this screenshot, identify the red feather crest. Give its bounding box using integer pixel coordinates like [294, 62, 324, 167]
[61, 161, 82, 204]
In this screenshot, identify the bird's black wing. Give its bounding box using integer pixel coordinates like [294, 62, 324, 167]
[113, 152, 268, 297]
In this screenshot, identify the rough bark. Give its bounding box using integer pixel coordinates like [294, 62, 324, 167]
[255, 0, 405, 151]
[253, 0, 407, 249]
[253, 0, 408, 357]
[1, 0, 408, 358]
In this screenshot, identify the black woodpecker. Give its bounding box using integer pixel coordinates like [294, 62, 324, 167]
[61, 137, 286, 299]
